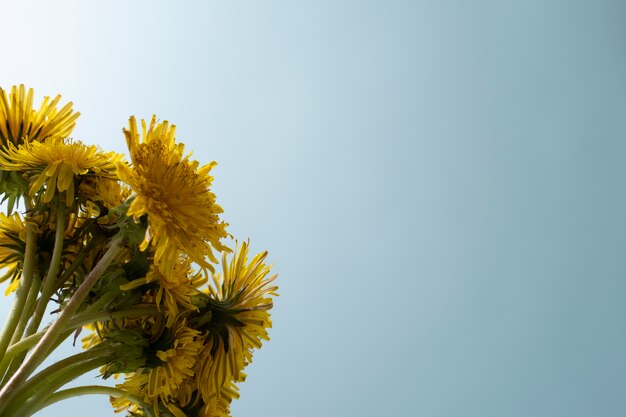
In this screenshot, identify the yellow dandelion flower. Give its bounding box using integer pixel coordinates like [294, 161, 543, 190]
[77, 177, 131, 224]
[0, 84, 79, 148]
[157, 269, 206, 328]
[79, 177, 131, 209]
[199, 383, 239, 417]
[117, 116, 229, 275]
[111, 397, 190, 417]
[116, 324, 205, 408]
[81, 322, 104, 350]
[0, 212, 26, 294]
[171, 379, 196, 411]
[0, 137, 123, 206]
[163, 381, 238, 417]
[121, 262, 207, 328]
[194, 241, 277, 401]
[110, 395, 142, 415]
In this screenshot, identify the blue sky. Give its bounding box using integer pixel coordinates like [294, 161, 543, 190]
[1, 1, 626, 416]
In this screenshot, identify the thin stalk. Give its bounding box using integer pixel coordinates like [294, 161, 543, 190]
[0, 330, 71, 375]
[6, 204, 69, 385]
[25, 202, 67, 338]
[1, 305, 158, 367]
[3, 354, 111, 417]
[0, 334, 41, 368]
[0, 200, 38, 372]
[15, 349, 108, 402]
[33, 385, 144, 414]
[0, 235, 124, 413]
[75, 306, 160, 327]
[78, 288, 119, 317]
[19, 357, 110, 417]
[9, 274, 41, 345]
[52, 240, 92, 293]
[0, 275, 41, 384]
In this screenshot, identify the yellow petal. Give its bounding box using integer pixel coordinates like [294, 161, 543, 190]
[56, 162, 74, 191]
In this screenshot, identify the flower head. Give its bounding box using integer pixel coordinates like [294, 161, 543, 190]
[0, 85, 81, 207]
[0, 212, 26, 294]
[115, 324, 205, 413]
[121, 261, 207, 328]
[0, 137, 122, 206]
[117, 116, 229, 275]
[0, 84, 79, 148]
[194, 241, 277, 401]
[79, 177, 131, 210]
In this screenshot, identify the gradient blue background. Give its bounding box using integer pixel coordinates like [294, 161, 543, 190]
[1, 1, 626, 416]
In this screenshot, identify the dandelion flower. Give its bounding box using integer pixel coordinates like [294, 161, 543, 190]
[0, 137, 122, 206]
[0, 212, 26, 294]
[0, 84, 79, 148]
[200, 383, 239, 417]
[194, 241, 277, 401]
[117, 116, 228, 275]
[115, 323, 205, 413]
[79, 177, 131, 210]
[121, 262, 207, 328]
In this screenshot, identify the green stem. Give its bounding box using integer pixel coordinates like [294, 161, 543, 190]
[0, 305, 158, 373]
[76, 306, 160, 327]
[0, 235, 124, 413]
[9, 274, 41, 345]
[33, 385, 144, 414]
[79, 288, 119, 317]
[6, 204, 69, 385]
[24, 202, 67, 339]
[3, 352, 111, 417]
[17, 349, 107, 401]
[53, 239, 92, 293]
[0, 330, 71, 375]
[1, 334, 41, 367]
[0, 200, 38, 376]
[0, 275, 41, 385]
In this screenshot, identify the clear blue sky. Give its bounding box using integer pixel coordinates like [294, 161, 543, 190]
[1, 1, 626, 416]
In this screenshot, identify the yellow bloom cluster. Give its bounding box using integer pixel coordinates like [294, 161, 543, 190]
[107, 242, 277, 417]
[0, 85, 277, 417]
[0, 212, 26, 294]
[0, 85, 79, 148]
[196, 242, 278, 402]
[0, 137, 122, 206]
[118, 116, 229, 276]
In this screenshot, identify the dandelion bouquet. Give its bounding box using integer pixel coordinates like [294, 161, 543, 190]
[0, 85, 277, 417]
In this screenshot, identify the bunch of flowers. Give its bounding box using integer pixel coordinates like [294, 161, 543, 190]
[0, 85, 278, 417]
